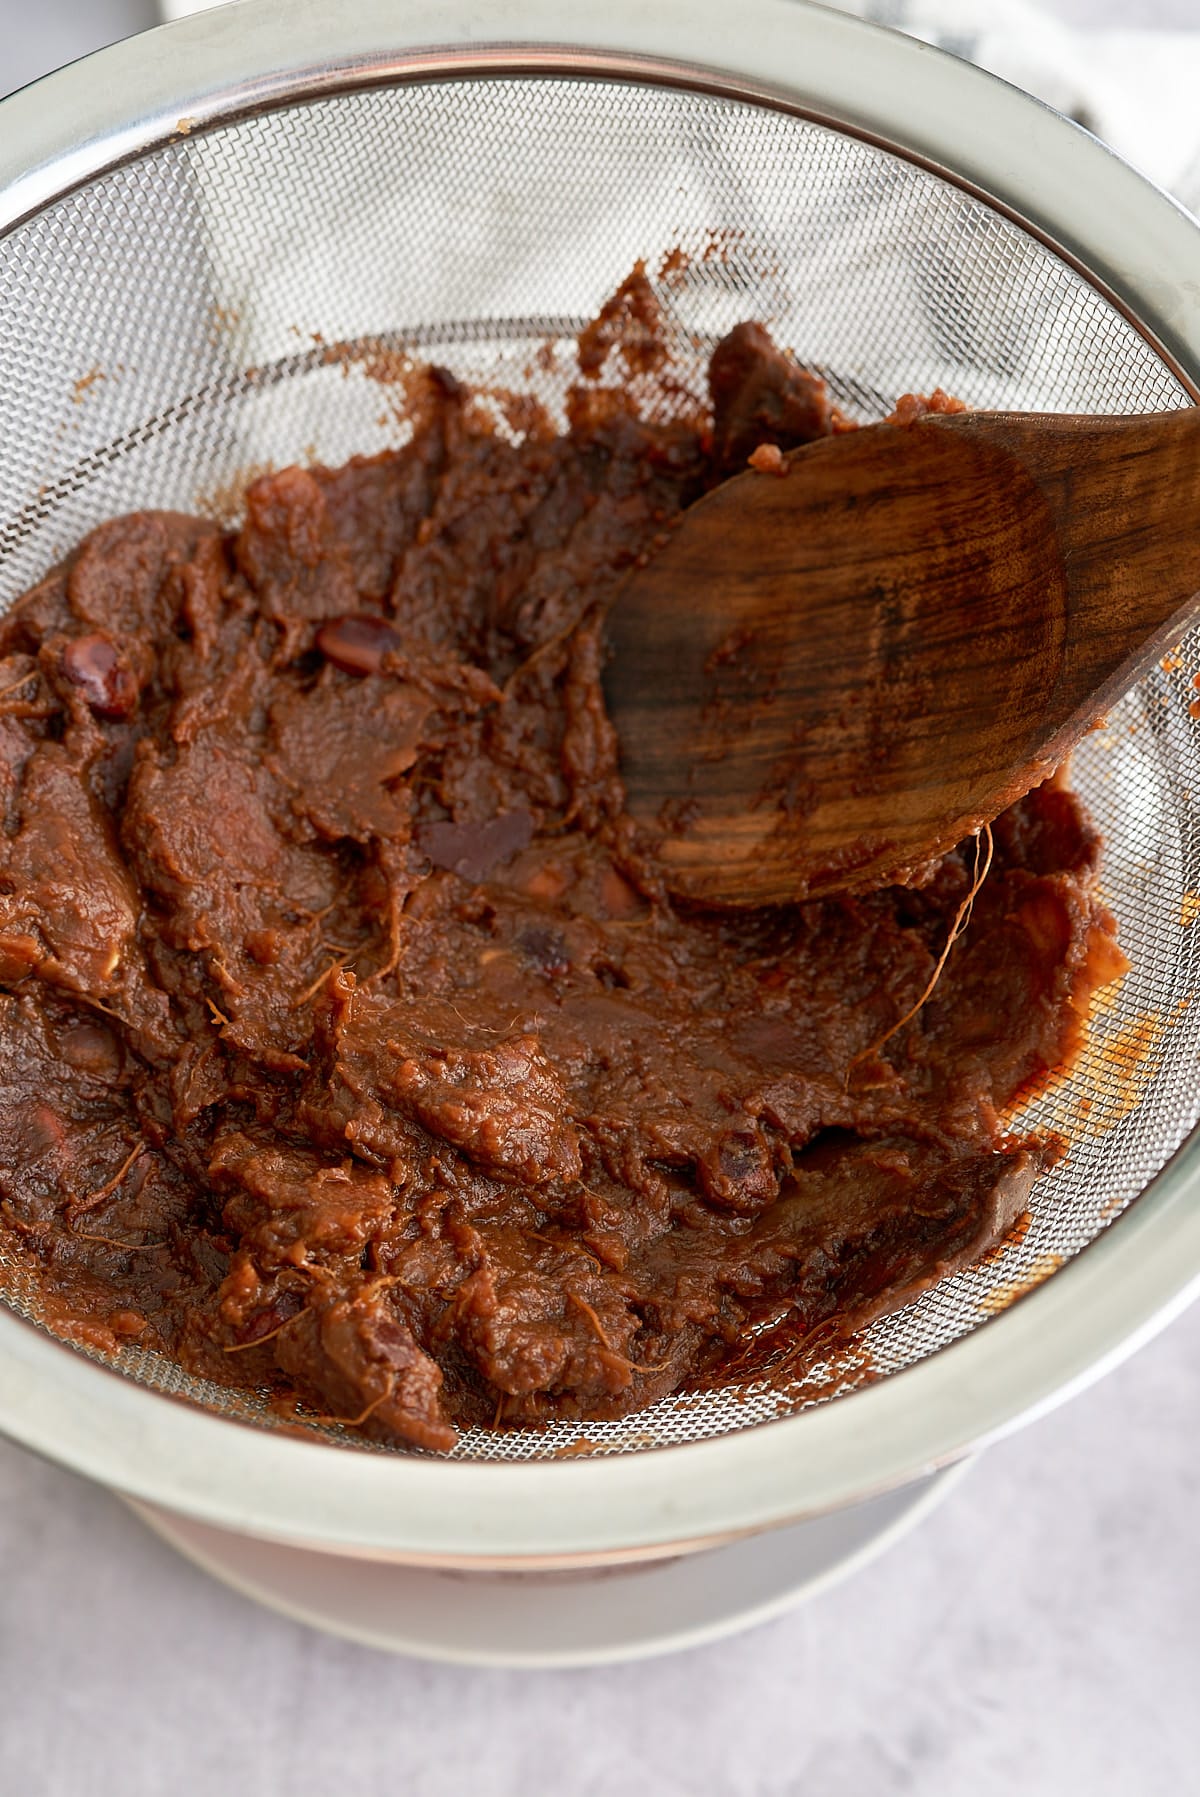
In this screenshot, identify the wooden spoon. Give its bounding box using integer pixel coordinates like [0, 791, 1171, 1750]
[603, 409, 1200, 905]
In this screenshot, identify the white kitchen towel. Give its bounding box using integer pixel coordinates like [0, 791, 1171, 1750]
[157, 0, 1200, 212]
[834, 0, 1200, 208]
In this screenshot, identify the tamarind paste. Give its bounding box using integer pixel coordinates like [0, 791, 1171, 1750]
[0, 286, 1126, 1448]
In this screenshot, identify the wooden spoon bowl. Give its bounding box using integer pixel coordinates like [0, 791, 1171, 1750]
[605, 409, 1200, 905]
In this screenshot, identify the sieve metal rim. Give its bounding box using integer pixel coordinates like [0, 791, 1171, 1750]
[4, 1, 1200, 399]
[1, 0, 1199, 1566]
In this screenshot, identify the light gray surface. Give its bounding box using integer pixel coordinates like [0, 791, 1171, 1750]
[1, 4, 1197, 1793]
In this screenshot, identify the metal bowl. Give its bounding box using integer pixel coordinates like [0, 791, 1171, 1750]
[1, 0, 1199, 1569]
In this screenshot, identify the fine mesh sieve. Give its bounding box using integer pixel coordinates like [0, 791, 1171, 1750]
[1, 0, 1199, 1556]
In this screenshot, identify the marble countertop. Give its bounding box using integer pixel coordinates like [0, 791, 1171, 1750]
[2, 4, 1198, 1793]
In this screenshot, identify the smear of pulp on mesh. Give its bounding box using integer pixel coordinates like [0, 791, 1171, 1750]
[0, 266, 1131, 1453]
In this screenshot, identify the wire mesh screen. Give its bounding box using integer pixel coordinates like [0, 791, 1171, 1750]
[1, 76, 1198, 1460]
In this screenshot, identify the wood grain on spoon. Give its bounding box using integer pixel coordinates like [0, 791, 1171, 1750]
[604, 409, 1200, 905]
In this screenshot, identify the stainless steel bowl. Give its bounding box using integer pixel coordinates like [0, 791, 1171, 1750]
[1, 0, 1199, 1569]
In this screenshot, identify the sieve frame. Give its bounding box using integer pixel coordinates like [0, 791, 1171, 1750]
[1, 0, 1199, 1566]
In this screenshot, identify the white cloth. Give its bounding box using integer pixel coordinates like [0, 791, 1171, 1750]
[833, 0, 1200, 206]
